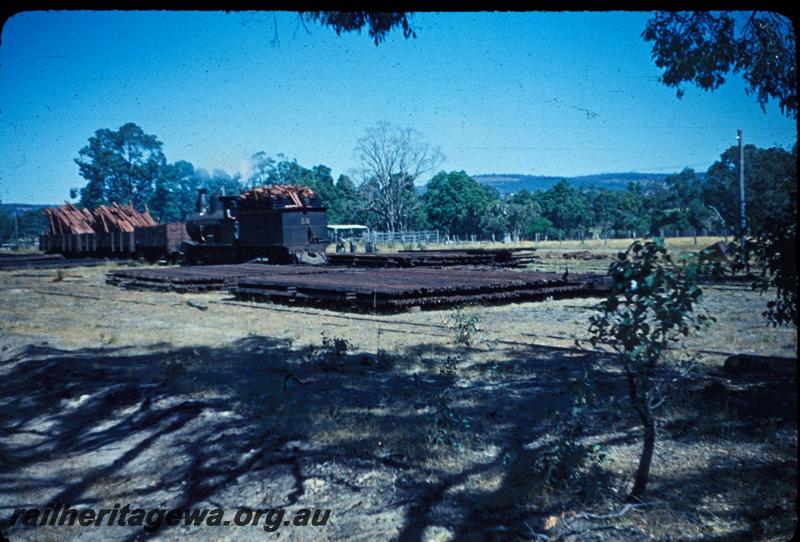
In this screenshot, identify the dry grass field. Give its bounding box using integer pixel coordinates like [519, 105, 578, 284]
[0, 247, 796, 541]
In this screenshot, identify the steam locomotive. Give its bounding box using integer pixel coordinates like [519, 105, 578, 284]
[39, 185, 330, 265]
[182, 185, 329, 264]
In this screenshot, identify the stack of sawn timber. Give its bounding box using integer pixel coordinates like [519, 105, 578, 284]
[106, 264, 338, 292]
[326, 248, 538, 268]
[232, 267, 610, 310]
[43, 203, 156, 235]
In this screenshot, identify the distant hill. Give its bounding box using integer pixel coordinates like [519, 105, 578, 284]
[473, 172, 672, 194]
[0, 203, 52, 215]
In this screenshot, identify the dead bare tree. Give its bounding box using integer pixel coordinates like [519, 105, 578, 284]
[356, 121, 443, 232]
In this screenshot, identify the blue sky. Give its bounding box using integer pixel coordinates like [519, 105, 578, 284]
[0, 11, 796, 204]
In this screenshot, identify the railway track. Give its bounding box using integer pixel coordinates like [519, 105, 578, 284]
[0, 253, 113, 271]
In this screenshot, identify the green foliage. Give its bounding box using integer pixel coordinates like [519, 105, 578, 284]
[704, 143, 797, 325]
[429, 391, 472, 449]
[149, 160, 199, 222]
[321, 334, 352, 357]
[643, 12, 796, 118]
[74, 122, 167, 210]
[737, 153, 798, 327]
[424, 170, 498, 237]
[589, 239, 714, 497]
[477, 200, 509, 239]
[532, 373, 608, 497]
[753, 222, 797, 327]
[442, 308, 481, 347]
[589, 239, 714, 364]
[427, 354, 471, 449]
[0, 209, 11, 242]
[0, 209, 45, 243]
[702, 144, 796, 237]
[72, 123, 217, 221]
[437, 355, 461, 383]
[587, 184, 650, 236]
[647, 168, 713, 237]
[302, 11, 415, 45]
[311, 334, 355, 372]
[749, 220, 797, 326]
[328, 174, 360, 225]
[535, 179, 590, 233]
[507, 190, 546, 238]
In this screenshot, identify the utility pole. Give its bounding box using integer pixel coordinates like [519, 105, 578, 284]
[737, 129, 747, 266]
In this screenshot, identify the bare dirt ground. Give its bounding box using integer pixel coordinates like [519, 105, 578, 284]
[0, 254, 796, 541]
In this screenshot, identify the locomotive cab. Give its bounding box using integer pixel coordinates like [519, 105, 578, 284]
[185, 192, 237, 245]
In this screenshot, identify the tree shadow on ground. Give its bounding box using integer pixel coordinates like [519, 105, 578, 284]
[0, 337, 795, 541]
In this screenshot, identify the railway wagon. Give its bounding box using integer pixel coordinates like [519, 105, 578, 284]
[134, 223, 189, 262]
[40, 202, 161, 260]
[39, 230, 138, 256]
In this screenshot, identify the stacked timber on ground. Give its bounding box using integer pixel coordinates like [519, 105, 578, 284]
[40, 203, 157, 255]
[560, 250, 608, 260]
[233, 268, 609, 310]
[107, 263, 609, 310]
[327, 248, 539, 268]
[106, 264, 339, 292]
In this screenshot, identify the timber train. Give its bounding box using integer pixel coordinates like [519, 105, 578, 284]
[39, 185, 330, 265]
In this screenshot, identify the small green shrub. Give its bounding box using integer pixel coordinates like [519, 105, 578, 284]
[528, 371, 610, 501]
[589, 238, 714, 499]
[429, 392, 472, 449]
[98, 332, 118, 346]
[442, 308, 481, 346]
[437, 355, 461, 383]
[321, 333, 352, 357]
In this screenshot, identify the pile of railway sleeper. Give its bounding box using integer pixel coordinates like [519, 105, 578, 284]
[326, 248, 539, 268]
[106, 263, 339, 292]
[106, 263, 609, 310]
[232, 267, 610, 310]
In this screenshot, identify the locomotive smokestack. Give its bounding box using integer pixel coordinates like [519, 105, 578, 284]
[196, 188, 209, 215]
